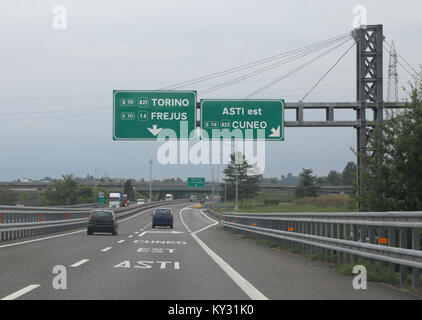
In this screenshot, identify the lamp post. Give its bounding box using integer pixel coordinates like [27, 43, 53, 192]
[235, 171, 239, 211]
[149, 158, 153, 203]
[224, 180, 227, 209]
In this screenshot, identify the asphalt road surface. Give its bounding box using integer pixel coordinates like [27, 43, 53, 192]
[0, 202, 418, 300]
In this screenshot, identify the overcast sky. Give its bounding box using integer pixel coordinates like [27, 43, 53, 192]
[0, 0, 420, 181]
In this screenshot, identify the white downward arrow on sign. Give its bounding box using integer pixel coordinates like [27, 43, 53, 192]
[147, 124, 162, 136]
[269, 126, 280, 138]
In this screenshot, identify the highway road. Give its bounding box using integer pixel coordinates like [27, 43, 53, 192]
[0, 202, 418, 300]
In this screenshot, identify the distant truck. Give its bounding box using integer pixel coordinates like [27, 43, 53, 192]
[165, 194, 174, 201]
[109, 192, 122, 208]
[122, 194, 129, 207]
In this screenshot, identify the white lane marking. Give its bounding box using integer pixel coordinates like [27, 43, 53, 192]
[0, 230, 85, 249]
[180, 206, 218, 234]
[70, 259, 90, 267]
[137, 231, 183, 237]
[118, 240, 125, 243]
[128, 235, 134, 238]
[199, 209, 219, 224]
[134, 231, 139, 234]
[101, 247, 112, 252]
[1, 284, 41, 300]
[118, 208, 155, 223]
[191, 233, 267, 300]
[179, 206, 192, 232]
[0, 207, 156, 249]
[192, 222, 218, 235]
[178, 205, 268, 301]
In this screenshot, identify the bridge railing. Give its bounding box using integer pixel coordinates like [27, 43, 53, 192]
[206, 209, 422, 289]
[0, 200, 185, 242]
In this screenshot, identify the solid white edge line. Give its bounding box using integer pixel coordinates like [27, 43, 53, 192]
[70, 259, 90, 267]
[179, 206, 192, 232]
[178, 205, 268, 300]
[0, 230, 85, 249]
[1, 284, 41, 300]
[191, 232, 267, 300]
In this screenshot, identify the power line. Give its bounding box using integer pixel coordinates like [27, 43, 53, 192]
[201, 35, 352, 96]
[218, 81, 355, 98]
[300, 41, 355, 102]
[0, 111, 110, 122]
[1, 106, 108, 116]
[160, 33, 351, 90]
[245, 37, 353, 98]
[0, 92, 109, 103]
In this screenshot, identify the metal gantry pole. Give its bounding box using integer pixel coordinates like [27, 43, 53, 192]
[354, 25, 384, 211]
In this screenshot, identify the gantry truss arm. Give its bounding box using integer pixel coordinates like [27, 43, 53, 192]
[284, 102, 404, 127]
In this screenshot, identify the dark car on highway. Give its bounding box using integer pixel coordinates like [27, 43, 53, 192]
[87, 210, 118, 235]
[152, 208, 173, 229]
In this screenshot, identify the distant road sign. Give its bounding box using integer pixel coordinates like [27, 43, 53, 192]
[98, 192, 105, 205]
[113, 90, 197, 140]
[200, 99, 284, 141]
[188, 177, 205, 187]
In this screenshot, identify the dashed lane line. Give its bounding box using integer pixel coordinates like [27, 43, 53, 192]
[101, 247, 112, 252]
[1, 284, 41, 300]
[70, 259, 90, 267]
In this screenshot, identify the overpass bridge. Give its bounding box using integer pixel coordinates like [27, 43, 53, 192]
[0, 181, 353, 194]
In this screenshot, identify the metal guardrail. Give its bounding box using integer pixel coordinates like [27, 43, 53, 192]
[0, 200, 186, 242]
[206, 209, 422, 289]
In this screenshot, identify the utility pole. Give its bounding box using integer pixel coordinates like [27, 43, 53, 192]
[149, 158, 153, 203]
[387, 40, 399, 104]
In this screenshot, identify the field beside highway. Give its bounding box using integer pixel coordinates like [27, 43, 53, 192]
[216, 192, 354, 213]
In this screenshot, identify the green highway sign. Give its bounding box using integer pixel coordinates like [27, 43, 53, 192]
[200, 99, 284, 141]
[188, 177, 205, 187]
[113, 90, 197, 140]
[98, 192, 104, 205]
